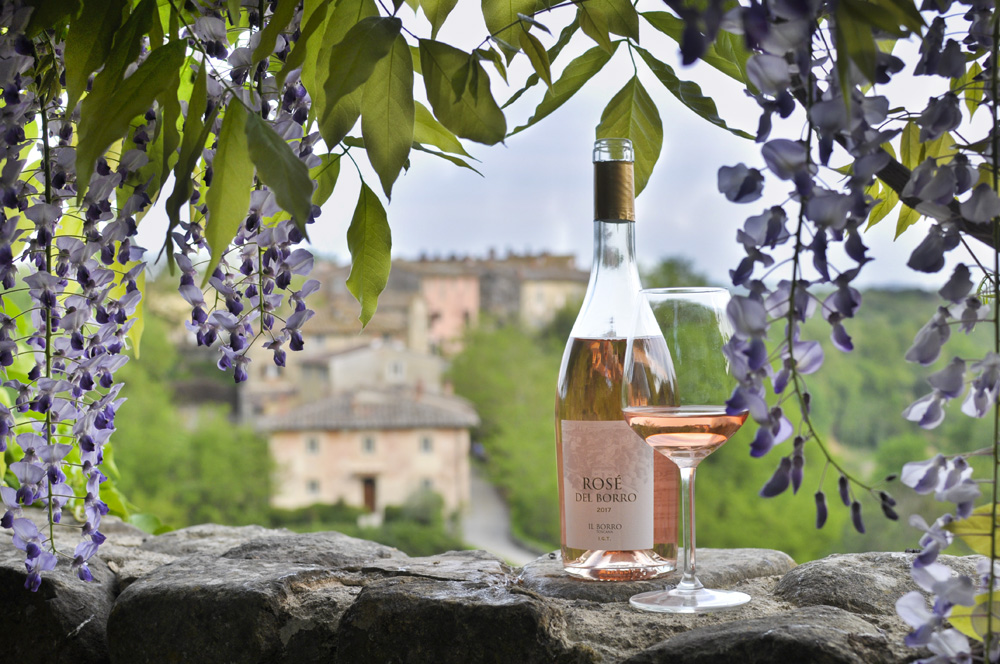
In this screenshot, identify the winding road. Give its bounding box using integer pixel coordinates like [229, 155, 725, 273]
[461, 467, 543, 566]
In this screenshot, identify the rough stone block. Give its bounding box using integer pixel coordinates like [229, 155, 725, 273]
[519, 548, 796, 602]
[622, 605, 896, 664]
[774, 551, 981, 615]
[336, 576, 600, 663]
[0, 544, 117, 664]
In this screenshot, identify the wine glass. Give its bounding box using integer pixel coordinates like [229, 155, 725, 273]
[621, 287, 750, 613]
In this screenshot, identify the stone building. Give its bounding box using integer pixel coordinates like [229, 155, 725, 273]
[469, 251, 588, 329]
[240, 338, 447, 419]
[238, 251, 584, 518]
[260, 388, 479, 516]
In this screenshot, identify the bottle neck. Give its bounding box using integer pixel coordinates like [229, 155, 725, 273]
[570, 220, 642, 339]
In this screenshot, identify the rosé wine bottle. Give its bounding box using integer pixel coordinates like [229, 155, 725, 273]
[554, 138, 679, 581]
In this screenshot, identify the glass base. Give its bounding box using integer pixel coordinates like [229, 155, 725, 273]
[629, 587, 751, 613]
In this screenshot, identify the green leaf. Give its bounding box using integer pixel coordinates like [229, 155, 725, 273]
[362, 34, 415, 199]
[148, 3, 164, 48]
[158, 69, 182, 192]
[713, 31, 754, 93]
[503, 17, 579, 109]
[203, 103, 255, 286]
[346, 182, 392, 327]
[93, 0, 156, 90]
[422, 0, 460, 39]
[410, 44, 423, 76]
[450, 58, 472, 104]
[481, 0, 537, 61]
[252, 0, 300, 66]
[635, 46, 752, 140]
[76, 38, 186, 201]
[871, 0, 924, 34]
[834, 0, 878, 87]
[322, 86, 364, 149]
[509, 44, 615, 136]
[318, 16, 401, 148]
[245, 112, 313, 235]
[922, 131, 957, 162]
[304, 0, 377, 112]
[412, 143, 484, 175]
[894, 201, 922, 238]
[583, 0, 639, 41]
[128, 512, 166, 535]
[578, 4, 613, 53]
[519, 29, 552, 88]
[280, 0, 336, 90]
[518, 12, 551, 31]
[419, 40, 507, 145]
[949, 592, 1000, 643]
[311, 154, 342, 207]
[100, 483, 130, 520]
[866, 181, 898, 229]
[23, 0, 81, 37]
[642, 12, 751, 89]
[226, 0, 242, 21]
[475, 47, 507, 82]
[413, 101, 473, 157]
[900, 120, 919, 169]
[945, 503, 1000, 557]
[952, 61, 984, 118]
[595, 76, 663, 195]
[842, 0, 910, 37]
[64, 0, 126, 111]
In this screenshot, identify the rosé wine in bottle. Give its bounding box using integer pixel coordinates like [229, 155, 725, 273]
[554, 139, 679, 581]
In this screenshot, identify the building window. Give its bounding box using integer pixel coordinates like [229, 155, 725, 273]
[387, 360, 404, 380]
[362, 436, 376, 454]
[307, 480, 320, 496]
[306, 437, 319, 455]
[264, 364, 283, 379]
[421, 478, 433, 491]
[420, 436, 433, 454]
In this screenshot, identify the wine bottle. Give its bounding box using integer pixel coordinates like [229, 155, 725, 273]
[554, 138, 679, 581]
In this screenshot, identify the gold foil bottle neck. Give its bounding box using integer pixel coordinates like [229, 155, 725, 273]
[594, 161, 635, 222]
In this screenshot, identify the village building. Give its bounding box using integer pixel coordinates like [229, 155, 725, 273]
[260, 388, 478, 518]
[235, 251, 586, 518]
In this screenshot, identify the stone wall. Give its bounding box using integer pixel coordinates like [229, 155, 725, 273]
[0, 510, 969, 663]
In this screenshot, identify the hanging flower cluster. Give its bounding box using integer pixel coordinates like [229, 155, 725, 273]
[0, 4, 145, 589]
[170, 6, 319, 384]
[0, 0, 322, 591]
[667, 0, 1000, 658]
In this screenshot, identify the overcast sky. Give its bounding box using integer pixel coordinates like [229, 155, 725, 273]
[139, 3, 976, 291]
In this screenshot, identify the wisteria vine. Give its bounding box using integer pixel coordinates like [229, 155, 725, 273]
[0, 1, 320, 591]
[674, 0, 1000, 659]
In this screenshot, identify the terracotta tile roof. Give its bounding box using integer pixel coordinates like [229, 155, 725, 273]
[258, 390, 479, 432]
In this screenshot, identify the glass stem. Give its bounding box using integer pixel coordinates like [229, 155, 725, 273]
[676, 464, 703, 592]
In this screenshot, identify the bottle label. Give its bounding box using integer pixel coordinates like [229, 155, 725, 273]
[561, 419, 654, 551]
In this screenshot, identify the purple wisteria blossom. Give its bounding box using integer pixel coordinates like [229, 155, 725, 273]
[0, 0, 160, 590]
